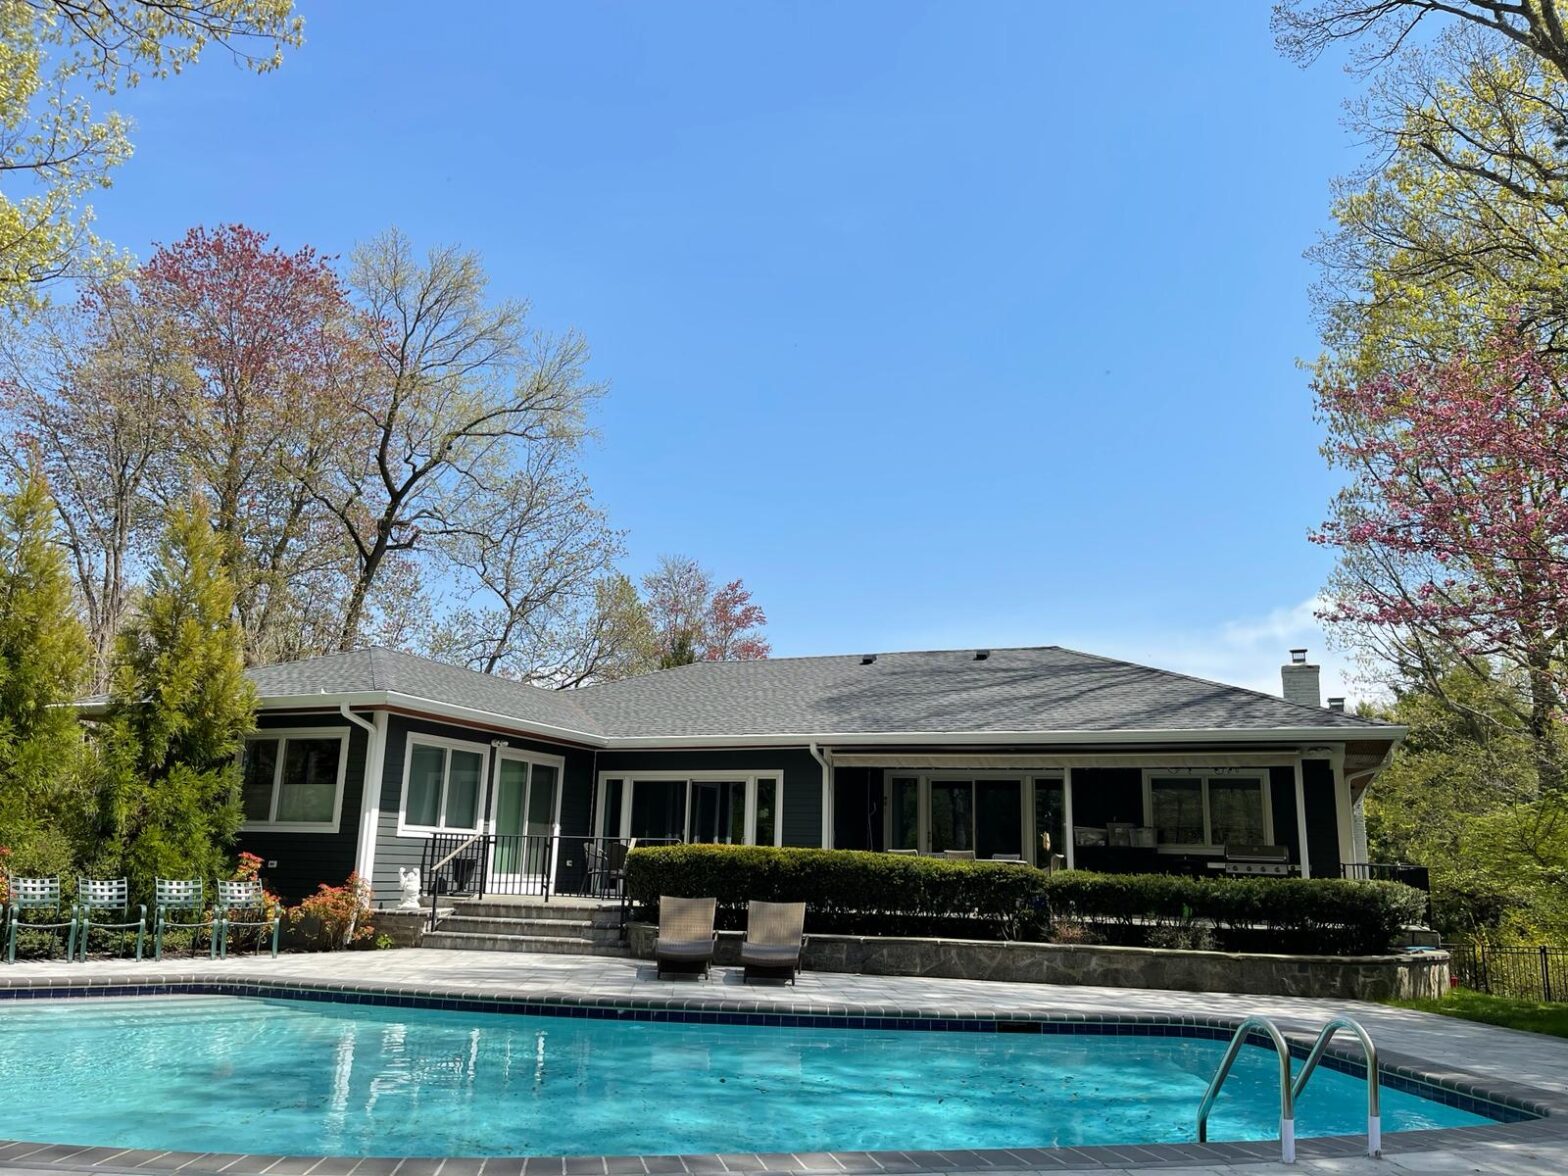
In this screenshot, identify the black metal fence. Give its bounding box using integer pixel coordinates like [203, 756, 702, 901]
[1444, 942, 1568, 1002]
[419, 833, 679, 929]
[1339, 862, 1431, 891]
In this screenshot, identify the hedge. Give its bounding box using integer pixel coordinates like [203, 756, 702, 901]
[624, 844, 1430, 955]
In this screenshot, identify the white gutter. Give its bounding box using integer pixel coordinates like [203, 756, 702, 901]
[338, 704, 388, 885]
[809, 742, 834, 848]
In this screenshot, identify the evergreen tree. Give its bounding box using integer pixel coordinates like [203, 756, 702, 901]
[96, 499, 257, 890]
[0, 470, 92, 875]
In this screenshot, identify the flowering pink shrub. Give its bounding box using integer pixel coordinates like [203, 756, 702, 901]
[287, 872, 374, 949]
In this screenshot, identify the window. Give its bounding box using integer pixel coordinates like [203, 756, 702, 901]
[240, 730, 348, 832]
[1144, 771, 1270, 850]
[597, 773, 784, 846]
[889, 777, 919, 850]
[400, 738, 488, 834]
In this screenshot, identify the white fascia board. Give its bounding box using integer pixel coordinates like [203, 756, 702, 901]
[257, 691, 606, 747]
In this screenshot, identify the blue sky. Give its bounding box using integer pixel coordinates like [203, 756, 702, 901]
[87, 2, 1371, 698]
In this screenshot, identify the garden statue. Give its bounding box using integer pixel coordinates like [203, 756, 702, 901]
[397, 867, 422, 910]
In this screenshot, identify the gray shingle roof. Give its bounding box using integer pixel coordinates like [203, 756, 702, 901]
[249, 648, 598, 735]
[244, 645, 1391, 742]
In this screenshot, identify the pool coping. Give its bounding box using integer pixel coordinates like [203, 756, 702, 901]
[0, 971, 1564, 1175]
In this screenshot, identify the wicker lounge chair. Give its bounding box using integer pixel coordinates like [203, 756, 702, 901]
[76, 877, 146, 961]
[739, 900, 807, 985]
[653, 895, 717, 979]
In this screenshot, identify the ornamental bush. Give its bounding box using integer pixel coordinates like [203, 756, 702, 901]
[624, 846, 1429, 955]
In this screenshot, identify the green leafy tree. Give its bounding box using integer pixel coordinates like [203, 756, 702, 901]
[0, 0, 302, 314]
[1365, 664, 1568, 942]
[94, 497, 256, 892]
[0, 468, 91, 875]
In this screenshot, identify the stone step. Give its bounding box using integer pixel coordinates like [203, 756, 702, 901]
[423, 930, 632, 957]
[449, 898, 624, 923]
[438, 916, 624, 943]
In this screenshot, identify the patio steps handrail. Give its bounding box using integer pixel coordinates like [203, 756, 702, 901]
[431, 832, 485, 874]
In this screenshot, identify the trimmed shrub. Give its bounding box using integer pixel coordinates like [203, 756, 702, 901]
[625, 845, 1429, 955]
[625, 844, 1047, 938]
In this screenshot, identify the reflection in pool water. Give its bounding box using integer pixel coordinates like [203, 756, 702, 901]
[0, 996, 1495, 1157]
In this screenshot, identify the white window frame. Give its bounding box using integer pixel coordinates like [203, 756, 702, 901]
[879, 771, 1056, 859]
[1140, 768, 1273, 853]
[593, 771, 785, 846]
[239, 727, 351, 834]
[398, 733, 492, 836]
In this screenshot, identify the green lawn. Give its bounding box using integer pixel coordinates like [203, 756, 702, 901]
[1388, 989, 1568, 1039]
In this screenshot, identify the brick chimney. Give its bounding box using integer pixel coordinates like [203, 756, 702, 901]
[1281, 648, 1321, 709]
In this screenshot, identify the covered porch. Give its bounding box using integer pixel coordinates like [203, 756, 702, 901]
[825, 750, 1360, 879]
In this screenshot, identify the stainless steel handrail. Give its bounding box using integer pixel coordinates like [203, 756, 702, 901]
[1196, 1015, 1296, 1164]
[1292, 1017, 1381, 1157]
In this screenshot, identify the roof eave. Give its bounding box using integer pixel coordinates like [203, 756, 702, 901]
[597, 726, 1408, 749]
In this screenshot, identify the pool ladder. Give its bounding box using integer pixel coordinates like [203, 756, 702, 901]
[1195, 1015, 1381, 1165]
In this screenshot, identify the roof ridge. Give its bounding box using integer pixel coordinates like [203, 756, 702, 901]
[1048, 644, 1382, 727]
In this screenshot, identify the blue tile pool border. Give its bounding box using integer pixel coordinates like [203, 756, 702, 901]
[0, 973, 1563, 1175]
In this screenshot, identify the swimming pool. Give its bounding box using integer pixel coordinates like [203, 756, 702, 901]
[0, 996, 1501, 1157]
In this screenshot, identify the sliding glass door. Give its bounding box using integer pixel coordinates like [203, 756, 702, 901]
[598, 775, 784, 845]
[489, 754, 560, 882]
[884, 773, 1060, 860]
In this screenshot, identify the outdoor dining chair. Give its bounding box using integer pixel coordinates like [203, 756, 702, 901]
[653, 895, 717, 979]
[739, 900, 807, 985]
[153, 878, 219, 960]
[75, 877, 146, 961]
[943, 849, 976, 861]
[215, 879, 280, 958]
[4, 876, 77, 963]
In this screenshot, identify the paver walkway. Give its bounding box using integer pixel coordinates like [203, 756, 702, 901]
[1, 949, 1565, 1174]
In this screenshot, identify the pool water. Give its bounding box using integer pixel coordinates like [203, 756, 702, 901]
[0, 997, 1494, 1157]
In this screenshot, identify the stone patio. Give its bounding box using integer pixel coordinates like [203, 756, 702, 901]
[0, 949, 1565, 1175]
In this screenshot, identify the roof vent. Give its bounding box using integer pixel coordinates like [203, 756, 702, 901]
[860, 654, 877, 665]
[1327, 697, 1346, 713]
[974, 649, 990, 661]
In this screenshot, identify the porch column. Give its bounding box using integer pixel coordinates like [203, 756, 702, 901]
[1293, 758, 1312, 879]
[352, 710, 388, 884]
[1063, 766, 1075, 870]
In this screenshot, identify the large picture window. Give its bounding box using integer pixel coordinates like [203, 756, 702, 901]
[1143, 771, 1271, 850]
[401, 737, 488, 834]
[240, 730, 349, 832]
[880, 773, 1057, 860]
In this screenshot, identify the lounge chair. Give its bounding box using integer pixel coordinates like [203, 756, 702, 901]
[887, 847, 919, 855]
[943, 849, 976, 861]
[215, 879, 280, 958]
[5, 877, 77, 963]
[740, 900, 807, 985]
[153, 878, 219, 960]
[75, 877, 146, 961]
[653, 895, 717, 979]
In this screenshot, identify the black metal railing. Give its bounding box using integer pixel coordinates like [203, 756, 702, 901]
[1444, 943, 1568, 1002]
[1340, 862, 1431, 891]
[419, 832, 680, 930]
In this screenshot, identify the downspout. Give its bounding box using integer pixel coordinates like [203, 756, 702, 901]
[341, 704, 388, 894]
[810, 742, 834, 849]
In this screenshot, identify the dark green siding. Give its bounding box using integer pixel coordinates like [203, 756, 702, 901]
[1302, 758, 1343, 876]
[236, 712, 366, 903]
[368, 715, 597, 904]
[1069, 767, 1143, 827]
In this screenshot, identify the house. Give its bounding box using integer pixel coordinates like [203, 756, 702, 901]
[197, 644, 1402, 904]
